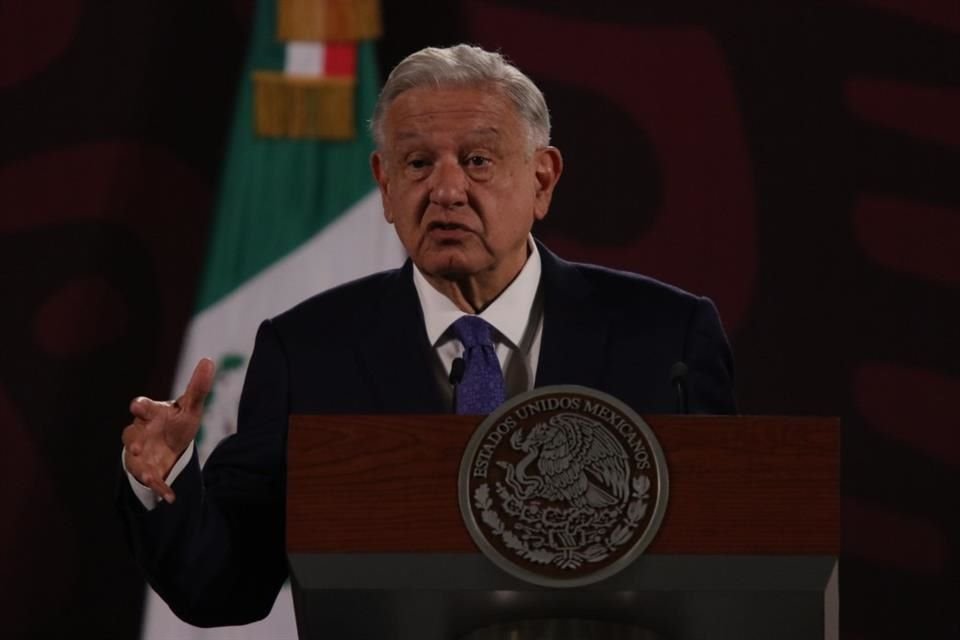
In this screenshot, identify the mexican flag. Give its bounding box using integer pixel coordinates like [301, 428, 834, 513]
[140, 1, 403, 638]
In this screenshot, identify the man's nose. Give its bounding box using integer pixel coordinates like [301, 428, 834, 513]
[429, 159, 468, 208]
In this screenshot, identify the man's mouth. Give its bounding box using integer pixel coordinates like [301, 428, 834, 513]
[426, 222, 474, 243]
[428, 221, 469, 232]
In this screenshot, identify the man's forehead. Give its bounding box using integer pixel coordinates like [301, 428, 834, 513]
[385, 86, 518, 129]
[392, 126, 505, 144]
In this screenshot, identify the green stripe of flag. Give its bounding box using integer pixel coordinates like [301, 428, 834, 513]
[196, 0, 380, 312]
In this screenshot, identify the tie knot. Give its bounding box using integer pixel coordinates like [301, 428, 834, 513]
[451, 315, 495, 349]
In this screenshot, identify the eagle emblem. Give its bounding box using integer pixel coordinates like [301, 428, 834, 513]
[460, 386, 669, 587]
[500, 413, 630, 509]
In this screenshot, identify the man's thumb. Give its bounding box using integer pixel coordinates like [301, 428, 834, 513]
[181, 358, 216, 415]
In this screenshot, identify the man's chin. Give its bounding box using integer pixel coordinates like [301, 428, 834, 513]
[415, 251, 484, 281]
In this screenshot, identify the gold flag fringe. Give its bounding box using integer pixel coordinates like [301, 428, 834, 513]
[277, 0, 381, 41]
[253, 72, 356, 139]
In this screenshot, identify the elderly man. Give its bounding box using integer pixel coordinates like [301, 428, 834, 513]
[120, 44, 735, 626]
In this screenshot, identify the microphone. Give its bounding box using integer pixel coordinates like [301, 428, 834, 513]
[449, 357, 465, 385]
[670, 361, 689, 414]
[449, 357, 465, 412]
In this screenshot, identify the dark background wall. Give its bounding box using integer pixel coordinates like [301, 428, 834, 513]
[1, 0, 957, 637]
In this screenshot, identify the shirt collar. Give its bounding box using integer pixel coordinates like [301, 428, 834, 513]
[413, 238, 542, 349]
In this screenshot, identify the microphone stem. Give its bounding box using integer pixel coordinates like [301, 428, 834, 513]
[450, 357, 465, 413]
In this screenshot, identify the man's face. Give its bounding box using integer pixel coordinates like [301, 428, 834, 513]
[371, 85, 561, 289]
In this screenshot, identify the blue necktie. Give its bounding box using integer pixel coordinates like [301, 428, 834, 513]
[451, 316, 506, 414]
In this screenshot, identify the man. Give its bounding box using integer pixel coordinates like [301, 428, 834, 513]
[120, 44, 735, 627]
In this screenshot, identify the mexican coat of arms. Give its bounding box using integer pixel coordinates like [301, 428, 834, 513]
[459, 386, 669, 587]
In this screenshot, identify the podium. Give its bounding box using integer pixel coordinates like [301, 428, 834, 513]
[287, 415, 839, 639]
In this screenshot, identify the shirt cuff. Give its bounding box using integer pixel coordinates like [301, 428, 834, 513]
[121, 441, 195, 511]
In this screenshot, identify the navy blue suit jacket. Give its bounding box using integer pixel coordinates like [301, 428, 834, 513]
[119, 242, 736, 626]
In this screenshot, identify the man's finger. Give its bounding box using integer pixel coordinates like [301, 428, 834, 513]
[180, 358, 215, 415]
[142, 473, 176, 504]
[129, 397, 161, 421]
[121, 422, 141, 448]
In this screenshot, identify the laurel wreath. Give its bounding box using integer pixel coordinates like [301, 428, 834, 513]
[473, 475, 651, 570]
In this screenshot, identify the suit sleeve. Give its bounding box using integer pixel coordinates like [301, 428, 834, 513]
[117, 319, 289, 627]
[683, 297, 737, 414]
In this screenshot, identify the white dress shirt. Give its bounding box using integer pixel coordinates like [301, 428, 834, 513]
[413, 237, 544, 408]
[126, 238, 545, 509]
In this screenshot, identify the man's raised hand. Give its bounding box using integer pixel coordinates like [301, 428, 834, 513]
[122, 358, 215, 503]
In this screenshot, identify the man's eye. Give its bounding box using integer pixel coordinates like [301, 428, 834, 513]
[408, 158, 430, 170]
[465, 155, 491, 168]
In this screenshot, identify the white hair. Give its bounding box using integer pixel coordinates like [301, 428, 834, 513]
[370, 44, 551, 151]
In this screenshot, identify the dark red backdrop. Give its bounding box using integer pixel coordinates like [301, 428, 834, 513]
[1, 1, 957, 638]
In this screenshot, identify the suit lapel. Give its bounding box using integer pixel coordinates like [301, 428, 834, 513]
[357, 261, 447, 412]
[357, 244, 607, 408]
[534, 241, 609, 389]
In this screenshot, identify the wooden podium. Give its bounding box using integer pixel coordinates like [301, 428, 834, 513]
[287, 415, 839, 639]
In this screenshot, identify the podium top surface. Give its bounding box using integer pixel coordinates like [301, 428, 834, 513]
[287, 415, 839, 555]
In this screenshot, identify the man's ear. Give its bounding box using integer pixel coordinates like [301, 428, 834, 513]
[370, 151, 393, 223]
[533, 146, 563, 221]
